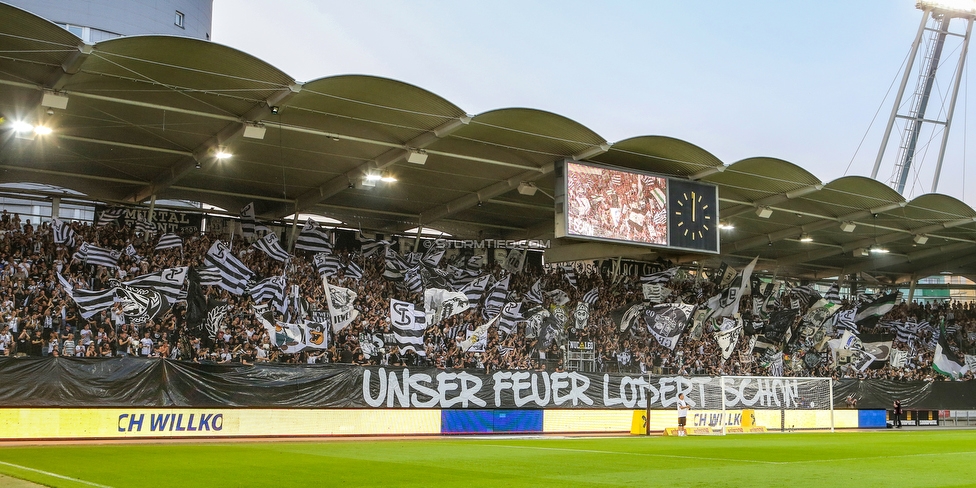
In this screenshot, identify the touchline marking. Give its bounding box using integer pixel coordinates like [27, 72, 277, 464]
[0, 460, 113, 488]
[777, 450, 976, 465]
[483, 443, 777, 465]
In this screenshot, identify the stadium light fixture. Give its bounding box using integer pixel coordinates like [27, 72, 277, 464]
[380, 172, 397, 183]
[406, 149, 428, 165]
[917, 0, 976, 16]
[33, 125, 52, 136]
[839, 221, 856, 232]
[854, 248, 870, 257]
[718, 221, 734, 230]
[517, 182, 538, 196]
[912, 234, 929, 245]
[41, 91, 69, 110]
[364, 173, 382, 181]
[214, 148, 232, 159]
[870, 246, 889, 254]
[799, 233, 813, 242]
[756, 206, 773, 218]
[242, 123, 266, 140]
[12, 120, 33, 133]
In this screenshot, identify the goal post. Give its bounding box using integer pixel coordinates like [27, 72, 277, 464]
[716, 376, 835, 434]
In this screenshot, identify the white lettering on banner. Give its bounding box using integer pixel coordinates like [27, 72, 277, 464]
[362, 369, 802, 409]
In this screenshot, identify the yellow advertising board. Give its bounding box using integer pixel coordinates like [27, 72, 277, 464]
[0, 408, 441, 439]
[542, 409, 635, 433]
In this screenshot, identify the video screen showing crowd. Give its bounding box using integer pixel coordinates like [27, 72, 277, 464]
[565, 162, 669, 246]
[1, 206, 975, 381]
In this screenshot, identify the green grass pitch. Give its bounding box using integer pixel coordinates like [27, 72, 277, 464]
[0, 431, 974, 487]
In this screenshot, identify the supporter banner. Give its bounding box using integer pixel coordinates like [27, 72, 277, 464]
[2, 358, 976, 410]
[95, 205, 203, 234]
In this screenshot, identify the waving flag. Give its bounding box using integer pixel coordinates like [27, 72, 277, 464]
[204, 241, 254, 295]
[295, 218, 333, 253]
[390, 299, 427, 355]
[253, 232, 290, 262]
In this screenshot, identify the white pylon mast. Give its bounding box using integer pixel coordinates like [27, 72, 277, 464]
[871, 1, 975, 195]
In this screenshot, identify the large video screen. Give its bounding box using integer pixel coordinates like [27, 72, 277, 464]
[555, 161, 719, 253]
[564, 162, 669, 245]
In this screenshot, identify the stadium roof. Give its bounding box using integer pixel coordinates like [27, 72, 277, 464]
[2, 2, 976, 285]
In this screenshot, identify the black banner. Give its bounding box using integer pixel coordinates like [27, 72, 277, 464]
[2, 358, 976, 410]
[95, 205, 203, 234]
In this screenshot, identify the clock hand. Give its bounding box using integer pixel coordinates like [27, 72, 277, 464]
[691, 192, 696, 222]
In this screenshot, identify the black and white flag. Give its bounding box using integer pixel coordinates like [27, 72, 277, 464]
[253, 232, 290, 262]
[97, 207, 124, 227]
[824, 282, 842, 304]
[422, 247, 446, 267]
[314, 253, 341, 277]
[854, 293, 899, 327]
[250, 275, 287, 315]
[114, 283, 170, 324]
[483, 275, 511, 318]
[124, 243, 141, 262]
[502, 248, 526, 274]
[423, 288, 470, 325]
[78, 243, 121, 268]
[323, 277, 359, 333]
[295, 218, 333, 254]
[713, 316, 743, 360]
[643, 303, 696, 350]
[134, 217, 156, 235]
[57, 272, 115, 319]
[342, 261, 364, 280]
[581, 287, 600, 305]
[560, 265, 578, 288]
[390, 298, 427, 355]
[155, 233, 183, 251]
[186, 268, 228, 342]
[383, 247, 410, 280]
[239, 202, 256, 237]
[524, 278, 544, 305]
[51, 218, 76, 247]
[358, 234, 389, 257]
[498, 301, 523, 335]
[196, 266, 223, 288]
[613, 301, 645, 333]
[640, 267, 678, 284]
[460, 274, 491, 304]
[204, 241, 254, 295]
[123, 267, 188, 304]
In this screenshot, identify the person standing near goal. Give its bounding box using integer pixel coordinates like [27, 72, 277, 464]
[676, 393, 691, 436]
[893, 400, 903, 428]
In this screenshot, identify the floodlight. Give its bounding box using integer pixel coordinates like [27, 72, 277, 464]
[517, 182, 538, 196]
[913, 234, 929, 245]
[799, 233, 813, 242]
[12, 121, 33, 133]
[916, 0, 976, 16]
[215, 149, 232, 159]
[406, 149, 428, 165]
[41, 91, 69, 110]
[243, 123, 266, 140]
[756, 206, 773, 218]
[380, 172, 397, 183]
[365, 173, 382, 181]
[839, 221, 856, 232]
[718, 221, 734, 230]
[854, 248, 870, 257]
[33, 125, 52, 135]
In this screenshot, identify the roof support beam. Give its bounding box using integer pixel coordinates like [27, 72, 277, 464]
[720, 182, 825, 219]
[899, 252, 976, 283]
[409, 143, 610, 231]
[44, 42, 93, 90]
[723, 202, 906, 253]
[837, 241, 975, 277]
[773, 217, 976, 267]
[284, 116, 472, 217]
[127, 83, 304, 203]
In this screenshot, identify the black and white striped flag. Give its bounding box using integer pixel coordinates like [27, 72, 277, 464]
[524, 278, 544, 305]
[239, 202, 256, 237]
[97, 207, 124, 227]
[640, 267, 678, 284]
[342, 261, 364, 280]
[204, 241, 254, 295]
[833, 308, 858, 335]
[295, 218, 333, 253]
[582, 287, 600, 305]
[460, 274, 491, 304]
[383, 248, 409, 280]
[57, 272, 116, 319]
[123, 267, 188, 305]
[824, 282, 842, 304]
[78, 243, 120, 268]
[250, 275, 287, 315]
[155, 233, 183, 251]
[313, 253, 341, 277]
[403, 267, 424, 294]
[51, 218, 76, 247]
[466, 255, 484, 272]
[422, 247, 446, 267]
[390, 298, 427, 356]
[358, 234, 389, 257]
[497, 301, 523, 336]
[196, 266, 223, 288]
[252, 232, 290, 262]
[134, 217, 156, 235]
[483, 275, 511, 318]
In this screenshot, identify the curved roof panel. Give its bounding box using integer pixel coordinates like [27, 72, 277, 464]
[592, 135, 723, 177]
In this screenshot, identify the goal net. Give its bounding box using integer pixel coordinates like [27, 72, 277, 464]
[712, 376, 834, 434]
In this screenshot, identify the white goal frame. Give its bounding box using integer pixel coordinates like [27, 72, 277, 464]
[719, 376, 834, 434]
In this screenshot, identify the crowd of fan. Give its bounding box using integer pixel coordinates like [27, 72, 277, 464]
[1, 209, 974, 382]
